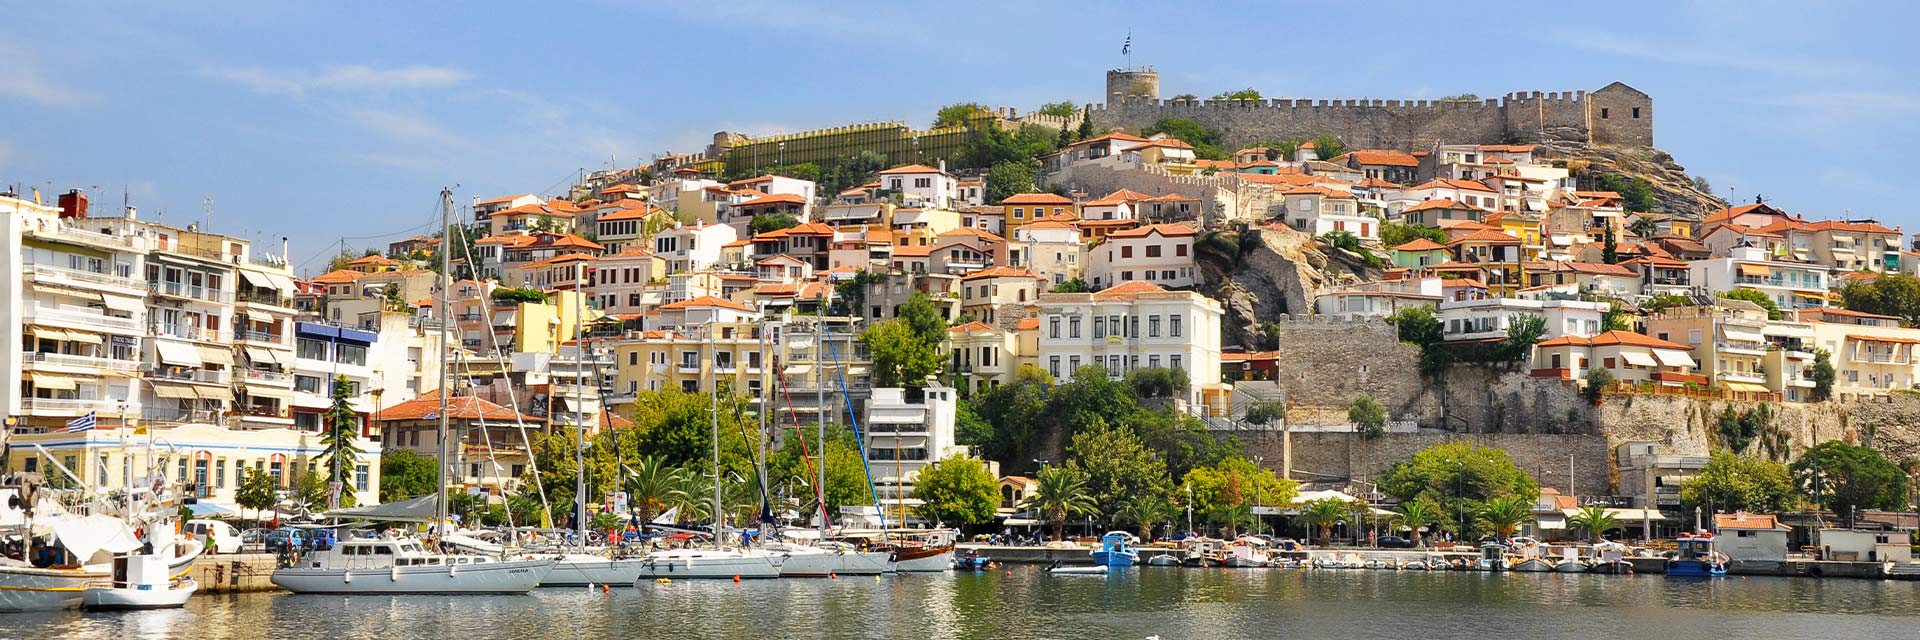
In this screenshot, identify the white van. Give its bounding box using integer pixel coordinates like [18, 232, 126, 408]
[185, 519, 242, 554]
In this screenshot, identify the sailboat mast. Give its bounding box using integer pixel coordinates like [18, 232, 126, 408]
[574, 288, 587, 547]
[816, 293, 827, 537]
[434, 187, 453, 533]
[710, 331, 723, 544]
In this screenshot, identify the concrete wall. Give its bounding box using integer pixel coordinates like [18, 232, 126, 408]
[1241, 431, 1612, 496]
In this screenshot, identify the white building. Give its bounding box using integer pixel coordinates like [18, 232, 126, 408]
[653, 221, 738, 274]
[1278, 185, 1375, 240]
[876, 164, 959, 210]
[1087, 223, 1198, 290]
[1036, 282, 1228, 412]
[1010, 220, 1086, 287]
[1436, 297, 1608, 343]
[864, 383, 960, 525]
[1689, 245, 1831, 312]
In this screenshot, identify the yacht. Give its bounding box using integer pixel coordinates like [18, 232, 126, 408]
[542, 553, 652, 587]
[882, 530, 957, 573]
[636, 547, 784, 580]
[271, 537, 556, 594]
[764, 540, 889, 577]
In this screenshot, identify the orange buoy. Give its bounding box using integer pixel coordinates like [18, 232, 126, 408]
[732, 574, 742, 583]
[1004, 570, 1012, 577]
[603, 583, 612, 594]
[829, 572, 838, 580]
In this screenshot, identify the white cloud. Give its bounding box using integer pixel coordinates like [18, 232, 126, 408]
[0, 43, 89, 106]
[203, 64, 467, 96]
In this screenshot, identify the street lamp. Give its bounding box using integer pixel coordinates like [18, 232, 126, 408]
[1185, 482, 1194, 535]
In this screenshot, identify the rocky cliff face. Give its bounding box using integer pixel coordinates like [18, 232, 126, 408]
[1542, 142, 1726, 218]
[1197, 224, 1381, 348]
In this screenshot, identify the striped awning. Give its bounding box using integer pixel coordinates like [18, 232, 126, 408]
[196, 345, 234, 366]
[1724, 382, 1771, 393]
[154, 340, 202, 367]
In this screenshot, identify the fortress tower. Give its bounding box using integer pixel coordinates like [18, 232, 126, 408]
[1106, 68, 1159, 104]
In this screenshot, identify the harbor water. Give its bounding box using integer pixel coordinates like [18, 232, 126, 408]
[10, 567, 1919, 639]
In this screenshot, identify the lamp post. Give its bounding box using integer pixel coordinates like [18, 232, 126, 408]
[1185, 482, 1194, 535]
[1252, 455, 1264, 535]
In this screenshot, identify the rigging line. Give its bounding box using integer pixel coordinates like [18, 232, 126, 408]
[824, 328, 887, 531]
[446, 207, 552, 525]
[773, 355, 826, 526]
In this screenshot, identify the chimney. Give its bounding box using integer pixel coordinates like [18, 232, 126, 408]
[282, 236, 290, 262]
[57, 189, 89, 219]
[124, 205, 138, 220]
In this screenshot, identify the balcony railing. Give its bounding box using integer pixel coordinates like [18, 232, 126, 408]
[25, 352, 143, 372]
[1852, 353, 1908, 365]
[152, 323, 224, 343]
[144, 406, 220, 424]
[29, 223, 137, 249]
[237, 330, 284, 344]
[26, 305, 143, 333]
[230, 405, 290, 419]
[148, 280, 229, 303]
[155, 368, 231, 384]
[240, 368, 291, 383]
[22, 398, 125, 416]
[236, 290, 294, 307]
[22, 263, 144, 291]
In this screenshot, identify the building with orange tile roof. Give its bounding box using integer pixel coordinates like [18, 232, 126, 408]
[1088, 223, 1199, 290]
[1035, 280, 1228, 413]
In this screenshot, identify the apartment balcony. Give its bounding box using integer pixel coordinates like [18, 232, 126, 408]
[148, 280, 230, 303]
[152, 323, 224, 343]
[1529, 368, 1574, 379]
[28, 222, 137, 250]
[239, 367, 293, 384]
[1718, 371, 1766, 385]
[26, 305, 143, 334]
[22, 398, 127, 418]
[236, 290, 295, 308]
[24, 352, 143, 373]
[865, 421, 928, 434]
[458, 313, 484, 323]
[154, 368, 231, 385]
[236, 330, 285, 345]
[1851, 353, 1910, 365]
[462, 338, 485, 349]
[229, 405, 291, 421]
[142, 406, 221, 424]
[21, 263, 145, 293]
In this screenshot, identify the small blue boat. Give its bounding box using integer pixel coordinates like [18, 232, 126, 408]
[1091, 532, 1140, 567]
[1665, 533, 1728, 577]
[953, 550, 992, 571]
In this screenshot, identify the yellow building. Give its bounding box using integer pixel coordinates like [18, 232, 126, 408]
[6, 421, 379, 510]
[1001, 193, 1077, 235]
[494, 289, 600, 354]
[609, 322, 770, 403]
[1800, 308, 1920, 401]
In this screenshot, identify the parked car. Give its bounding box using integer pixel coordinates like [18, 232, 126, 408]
[184, 519, 243, 554]
[264, 528, 309, 553]
[1376, 535, 1415, 549]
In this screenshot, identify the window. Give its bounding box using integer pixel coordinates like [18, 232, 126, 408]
[1069, 315, 1081, 339]
[297, 338, 328, 361]
[356, 465, 369, 492]
[914, 178, 931, 188]
[1170, 314, 1183, 337]
[1049, 356, 1061, 378]
[1170, 355, 1182, 372]
[1600, 107, 1609, 119]
[1122, 246, 1134, 259]
[1146, 245, 1162, 258]
[1012, 208, 1025, 219]
[1069, 355, 1080, 372]
[1149, 316, 1161, 337]
[295, 375, 324, 394]
[1093, 316, 1105, 338]
[335, 343, 367, 366]
[215, 458, 227, 488]
[1631, 107, 1641, 118]
[1049, 317, 1061, 338]
[1129, 316, 1139, 338]
[1176, 244, 1188, 257]
[1149, 355, 1161, 369]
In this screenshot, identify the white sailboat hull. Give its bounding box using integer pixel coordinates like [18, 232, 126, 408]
[888, 549, 953, 573]
[635, 551, 783, 580]
[541, 555, 649, 587]
[82, 578, 197, 610]
[777, 550, 890, 577]
[0, 566, 100, 612]
[271, 558, 555, 594]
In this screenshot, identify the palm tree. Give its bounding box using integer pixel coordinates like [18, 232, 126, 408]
[626, 455, 691, 528]
[1022, 466, 1096, 541]
[1115, 495, 1177, 542]
[1300, 498, 1350, 546]
[1566, 505, 1623, 543]
[1477, 495, 1535, 541]
[1392, 501, 1441, 547]
[1627, 216, 1659, 240]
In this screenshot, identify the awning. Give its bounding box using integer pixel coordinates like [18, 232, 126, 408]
[1653, 349, 1697, 368]
[242, 310, 274, 324]
[784, 364, 813, 375]
[154, 340, 202, 367]
[244, 347, 285, 366]
[243, 386, 293, 402]
[262, 271, 297, 293]
[28, 326, 72, 342]
[98, 294, 144, 314]
[186, 503, 237, 518]
[492, 310, 518, 326]
[195, 386, 235, 402]
[196, 345, 234, 366]
[1620, 351, 1659, 367]
[1605, 509, 1668, 522]
[786, 336, 815, 350]
[1724, 382, 1771, 393]
[151, 383, 198, 399]
[1737, 264, 1771, 277]
[323, 493, 438, 522]
[1723, 329, 1765, 343]
[237, 268, 273, 289]
[29, 373, 77, 390]
[62, 330, 103, 345]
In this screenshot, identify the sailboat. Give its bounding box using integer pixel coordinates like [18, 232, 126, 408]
[635, 347, 783, 581]
[272, 188, 554, 595]
[536, 298, 650, 587]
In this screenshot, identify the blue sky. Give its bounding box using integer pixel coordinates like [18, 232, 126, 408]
[2, 1, 1914, 276]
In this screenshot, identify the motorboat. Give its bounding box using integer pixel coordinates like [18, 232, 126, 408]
[1665, 533, 1728, 578]
[1553, 546, 1590, 573]
[636, 547, 783, 580]
[1180, 538, 1222, 567]
[1510, 544, 1555, 572]
[1476, 542, 1511, 571]
[1091, 532, 1140, 567]
[82, 553, 196, 610]
[765, 540, 889, 577]
[1047, 564, 1108, 575]
[1587, 541, 1633, 574]
[271, 537, 557, 594]
[1223, 537, 1269, 568]
[952, 549, 992, 571]
[1145, 553, 1181, 566]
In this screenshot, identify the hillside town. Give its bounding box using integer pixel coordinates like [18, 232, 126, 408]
[5, 70, 1920, 587]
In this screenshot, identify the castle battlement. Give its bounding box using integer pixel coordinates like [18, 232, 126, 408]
[1091, 70, 1651, 150]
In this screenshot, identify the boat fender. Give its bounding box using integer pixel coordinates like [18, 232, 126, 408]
[587, 583, 595, 592]
[391, 567, 401, 581]
[655, 578, 671, 584]
[1808, 566, 1823, 578]
[603, 584, 612, 594]
[343, 571, 352, 584]
[829, 573, 837, 580]
[732, 574, 741, 583]
[449, 563, 459, 577]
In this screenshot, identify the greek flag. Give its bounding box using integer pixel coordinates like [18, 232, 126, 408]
[1121, 35, 1131, 55]
[66, 412, 96, 433]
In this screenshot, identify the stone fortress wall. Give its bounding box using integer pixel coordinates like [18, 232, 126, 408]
[1091, 68, 1654, 150]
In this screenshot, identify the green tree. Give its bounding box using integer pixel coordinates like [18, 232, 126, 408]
[1380, 223, 1447, 247]
[1299, 498, 1350, 545]
[1477, 495, 1534, 540]
[1583, 366, 1614, 403]
[1066, 420, 1173, 521]
[1678, 450, 1796, 514]
[1602, 227, 1619, 264]
[1598, 173, 1656, 212]
[935, 102, 991, 129]
[1243, 399, 1286, 427]
[1641, 294, 1693, 313]
[1627, 215, 1659, 239]
[1437, 93, 1481, 102]
[1124, 367, 1188, 399]
[1141, 117, 1226, 160]
[1501, 314, 1547, 360]
[1836, 273, 1920, 327]
[236, 468, 278, 522]
[984, 158, 1039, 203]
[1566, 505, 1623, 543]
[1309, 134, 1345, 160]
[1792, 441, 1911, 516]
[910, 454, 999, 527]
[1324, 230, 1362, 253]
[966, 366, 1055, 462]
[1377, 441, 1539, 536]
[1181, 455, 1297, 538]
[767, 425, 873, 520]
[1024, 465, 1097, 540]
[491, 287, 548, 304]
[1719, 288, 1782, 320]
[1115, 494, 1179, 541]
[1601, 302, 1633, 332]
[1348, 394, 1388, 439]
[290, 467, 330, 511]
[589, 511, 623, 532]
[1051, 278, 1089, 293]
[1810, 349, 1836, 402]
[862, 319, 943, 388]
[750, 212, 800, 234]
[1388, 305, 1444, 348]
[1037, 101, 1077, 118]
[1392, 500, 1442, 547]
[1211, 88, 1262, 101]
[1075, 106, 1094, 141]
[318, 375, 363, 508]
[380, 449, 438, 503]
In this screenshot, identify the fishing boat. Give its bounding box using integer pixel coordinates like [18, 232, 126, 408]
[1553, 546, 1590, 573]
[1180, 538, 1222, 567]
[81, 552, 196, 610]
[1145, 553, 1180, 567]
[1587, 541, 1633, 574]
[1665, 533, 1728, 577]
[0, 469, 203, 611]
[1510, 544, 1555, 572]
[1476, 542, 1510, 571]
[1224, 537, 1270, 568]
[1091, 532, 1140, 567]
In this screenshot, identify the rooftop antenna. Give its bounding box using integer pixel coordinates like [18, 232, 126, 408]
[202, 195, 214, 233]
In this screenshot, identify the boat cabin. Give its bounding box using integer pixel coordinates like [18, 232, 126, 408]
[1673, 533, 1717, 562]
[300, 539, 499, 570]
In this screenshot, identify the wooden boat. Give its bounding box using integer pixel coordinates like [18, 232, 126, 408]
[1665, 533, 1729, 578]
[1091, 532, 1140, 567]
